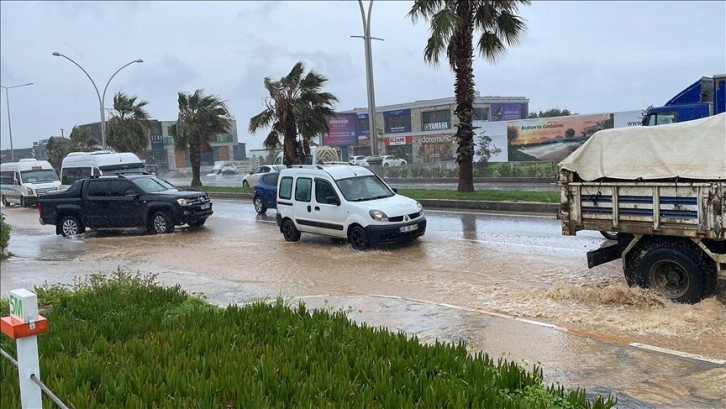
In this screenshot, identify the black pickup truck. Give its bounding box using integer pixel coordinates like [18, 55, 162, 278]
[39, 174, 213, 237]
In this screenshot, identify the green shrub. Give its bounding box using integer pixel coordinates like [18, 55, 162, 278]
[0, 212, 10, 259]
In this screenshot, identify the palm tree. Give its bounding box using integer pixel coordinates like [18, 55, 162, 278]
[408, 0, 530, 192]
[169, 90, 232, 187]
[106, 92, 152, 156]
[69, 125, 99, 152]
[45, 136, 74, 171]
[249, 61, 338, 166]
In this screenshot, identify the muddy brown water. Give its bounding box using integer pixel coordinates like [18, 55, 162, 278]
[2, 205, 724, 408]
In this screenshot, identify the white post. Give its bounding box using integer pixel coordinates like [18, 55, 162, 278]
[6, 289, 44, 408]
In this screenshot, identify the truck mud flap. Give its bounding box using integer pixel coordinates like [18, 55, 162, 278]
[587, 242, 622, 268]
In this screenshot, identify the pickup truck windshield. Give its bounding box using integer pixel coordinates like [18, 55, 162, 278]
[21, 170, 60, 183]
[132, 176, 177, 193]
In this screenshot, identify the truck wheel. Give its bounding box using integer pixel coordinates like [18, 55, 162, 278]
[600, 231, 619, 240]
[150, 211, 174, 234]
[253, 196, 267, 214]
[281, 219, 300, 242]
[632, 241, 715, 304]
[59, 216, 84, 237]
[348, 225, 370, 251]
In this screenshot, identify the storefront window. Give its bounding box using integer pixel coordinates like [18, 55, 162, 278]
[421, 110, 451, 131]
[383, 110, 411, 133]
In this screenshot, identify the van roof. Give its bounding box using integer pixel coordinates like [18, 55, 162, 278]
[281, 164, 374, 181]
[61, 151, 144, 168]
[1, 159, 56, 171]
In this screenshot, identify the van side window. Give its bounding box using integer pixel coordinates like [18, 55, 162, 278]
[0, 171, 13, 185]
[315, 179, 337, 204]
[295, 177, 312, 202]
[279, 176, 293, 200]
[62, 167, 92, 185]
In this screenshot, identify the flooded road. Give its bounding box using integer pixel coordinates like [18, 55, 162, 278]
[1, 201, 724, 408]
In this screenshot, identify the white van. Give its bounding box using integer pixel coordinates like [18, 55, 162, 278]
[60, 151, 147, 188]
[0, 159, 62, 207]
[275, 164, 426, 250]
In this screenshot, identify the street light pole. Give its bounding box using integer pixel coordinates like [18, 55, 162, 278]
[352, 0, 384, 158]
[1, 82, 34, 162]
[52, 52, 143, 150]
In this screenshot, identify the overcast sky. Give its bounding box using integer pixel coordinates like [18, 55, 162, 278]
[1, 1, 724, 152]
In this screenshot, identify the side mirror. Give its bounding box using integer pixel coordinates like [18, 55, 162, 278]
[125, 189, 139, 199]
[392, 187, 398, 194]
[326, 196, 341, 206]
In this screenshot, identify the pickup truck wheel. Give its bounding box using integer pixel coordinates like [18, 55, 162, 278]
[633, 241, 714, 304]
[600, 231, 619, 240]
[281, 219, 301, 242]
[59, 216, 83, 237]
[348, 225, 370, 251]
[151, 211, 175, 234]
[253, 196, 267, 214]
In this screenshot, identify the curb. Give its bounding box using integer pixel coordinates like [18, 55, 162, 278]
[208, 193, 559, 215]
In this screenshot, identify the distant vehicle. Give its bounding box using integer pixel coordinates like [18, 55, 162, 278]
[359, 155, 407, 167]
[39, 174, 213, 237]
[642, 74, 725, 126]
[242, 165, 284, 188]
[275, 164, 426, 250]
[348, 155, 367, 165]
[252, 172, 279, 214]
[207, 164, 238, 176]
[0, 159, 62, 207]
[60, 151, 147, 188]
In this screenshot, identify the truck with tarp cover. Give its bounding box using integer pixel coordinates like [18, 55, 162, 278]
[558, 113, 725, 303]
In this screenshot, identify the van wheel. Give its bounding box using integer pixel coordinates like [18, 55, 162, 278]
[281, 219, 300, 242]
[629, 239, 715, 303]
[20, 196, 25, 207]
[243, 181, 250, 188]
[59, 216, 84, 237]
[348, 226, 370, 251]
[1, 195, 7, 206]
[253, 196, 267, 214]
[150, 211, 174, 234]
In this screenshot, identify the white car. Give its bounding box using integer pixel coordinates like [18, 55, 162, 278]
[275, 164, 426, 250]
[242, 165, 284, 187]
[381, 155, 407, 167]
[349, 155, 367, 165]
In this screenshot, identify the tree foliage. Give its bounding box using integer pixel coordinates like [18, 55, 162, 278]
[69, 125, 98, 152]
[249, 61, 338, 166]
[45, 136, 74, 171]
[528, 108, 575, 118]
[170, 90, 233, 187]
[106, 92, 152, 156]
[408, 0, 530, 192]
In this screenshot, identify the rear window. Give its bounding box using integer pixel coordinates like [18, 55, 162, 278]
[279, 176, 293, 200]
[260, 173, 279, 186]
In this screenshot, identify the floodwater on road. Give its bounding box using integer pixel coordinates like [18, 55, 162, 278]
[2, 202, 725, 408]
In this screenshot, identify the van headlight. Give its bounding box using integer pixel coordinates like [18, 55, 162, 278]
[369, 209, 388, 222]
[177, 198, 192, 206]
[417, 202, 424, 215]
[27, 187, 34, 195]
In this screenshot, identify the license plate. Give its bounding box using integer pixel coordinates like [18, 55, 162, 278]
[201, 203, 211, 210]
[400, 224, 418, 233]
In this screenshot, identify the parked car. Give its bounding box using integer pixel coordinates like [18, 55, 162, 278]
[38, 174, 213, 236]
[381, 155, 407, 167]
[253, 172, 279, 214]
[242, 165, 284, 187]
[275, 164, 426, 250]
[348, 155, 367, 165]
[207, 164, 238, 176]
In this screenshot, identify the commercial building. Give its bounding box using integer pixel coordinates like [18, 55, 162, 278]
[327, 93, 529, 165]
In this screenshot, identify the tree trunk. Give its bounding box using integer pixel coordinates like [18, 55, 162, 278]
[453, 0, 475, 193]
[282, 110, 300, 166]
[190, 138, 202, 187]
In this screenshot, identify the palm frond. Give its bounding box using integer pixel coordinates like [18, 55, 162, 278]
[407, 0, 445, 23]
[423, 9, 458, 66]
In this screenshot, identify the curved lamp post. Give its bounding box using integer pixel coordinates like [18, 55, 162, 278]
[1, 82, 34, 162]
[52, 52, 143, 149]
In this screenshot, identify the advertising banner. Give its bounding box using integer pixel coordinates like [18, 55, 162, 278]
[490, 103, 525, 122]
[506, 113, 612, 162]
[324, 113, 358, 146]
[149, 120, 164, 150]
[356, 113, 369, 137]
[383, 109, 412, 133]
[613, 110, 643, 128]
[475, 122, 508, 163]
[385, 136, 412, 146]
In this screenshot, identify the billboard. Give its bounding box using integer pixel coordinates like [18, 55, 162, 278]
[356, 113, 369, 137]
[490, 103, 526, 122]
[323, 114, 358, 146]
[383, 109, 412, 133]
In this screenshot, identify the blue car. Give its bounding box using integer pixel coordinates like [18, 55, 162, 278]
[253, 172, 279, 214]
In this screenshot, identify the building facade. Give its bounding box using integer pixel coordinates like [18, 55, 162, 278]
[329, 94, 529, 165]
